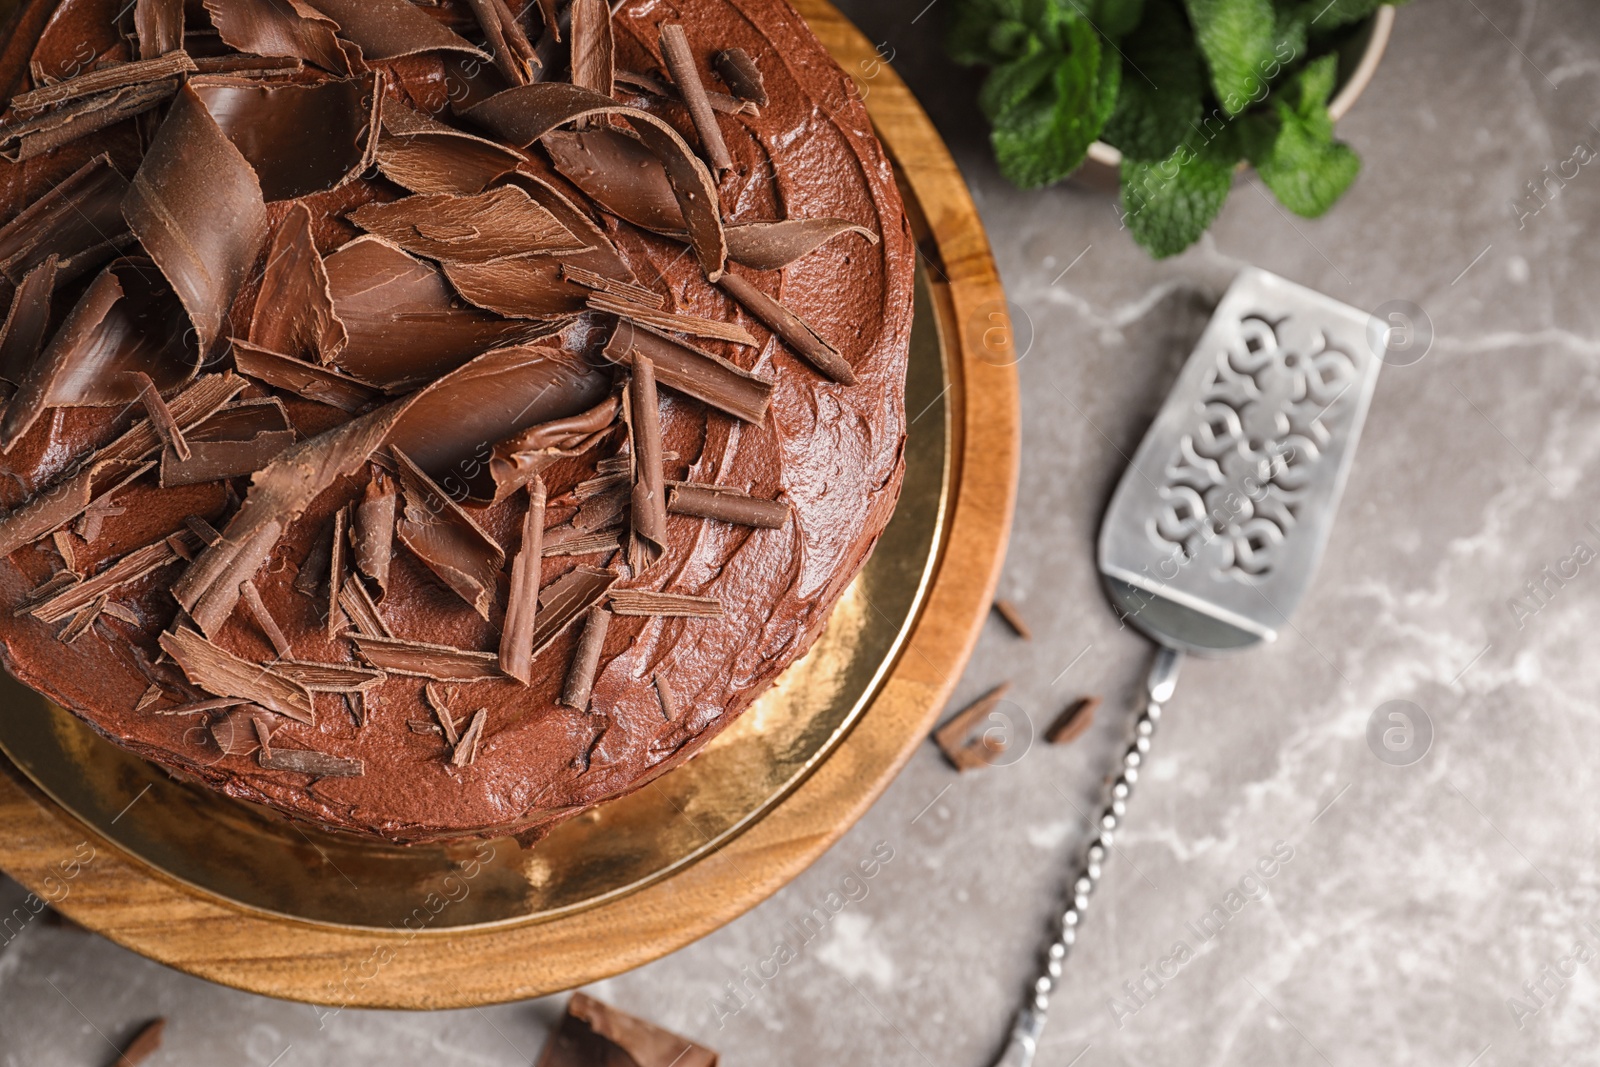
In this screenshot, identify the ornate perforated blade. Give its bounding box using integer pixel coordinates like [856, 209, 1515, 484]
[1097, 267, 1384, 656]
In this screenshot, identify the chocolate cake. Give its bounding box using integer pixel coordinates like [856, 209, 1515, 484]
[0, 0, 913, 843]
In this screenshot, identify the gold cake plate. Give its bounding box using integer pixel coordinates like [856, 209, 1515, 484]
[0, 0, 1020, 1007]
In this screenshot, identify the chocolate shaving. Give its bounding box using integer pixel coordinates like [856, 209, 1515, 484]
[0, 256, 57, 392]
[542, 128, 690, 236]
[159, 397, 297, 487]
[569, 0, 614, 99]
[253, 714, 274, 759]
[345, 689, 366, 726]
[185, 514, 219, 544]
[724, 219, 879, 272]
[338, 574, 393, 638]
[151, 697, 250, 717]
[574, 472, 627, 500]
[384, 344, 611, 496]
[0, 460, 150, 557]
[348, 633, 500, 681]
[129, 370, 189, 461]
[993, 599, 1032, 641]
[0, 258, 195, 450]
[29, 524, 184, 624]
[716, 272, 856, 385]
[450, 707, 486, 767]
[607, 590, 722, 618]
[294, 530, 331, 598]
[111, 1017, 167, 1067]
[667, 484, 787, 529]
[58, 595, 107, 643]
[392, 447, 505, 618]
[0, 80, 179, 163]
[211, 708, 259, 755]
[573, 486, 628, 532]
[9, 53, 196, 116]
[559, 265, 663, 309]
[483, 392, 619, 505]
[543, 529, 620, 557]
[533, 0, 561, 42]
[426, 682, 459, 744]
[135, 0, 185, 58]
[659, 23, 732, 176]
[99, 372, 248, 466]
[560, 603, 609, 710]
[1046, 695, 1099, 746]
[588, 293, 756, 347]
[173, 393, 416, 638]
[191, 55, 306, 76]
[135, 683, 163, 711]
[347, 185, 588, 264]
[933, 683, 1010, 772]
[193, 72, 383, 202]
[307, 0, 488, 62]
[603, 321, 771, 425]
[626, 355, 667, 570]
[463, 0, 539, 87]
[498, 477, 544, 684]
[376, 98, 523, 196]
[239, 581, 292, 658]
[352, 470, 397, 597]
[160, 626, 315, 724]
[0, 155, 130, 285]
[260, 746, 364, 777]
[101, 602, 141, 626]
[323, 236, 553, 387]
[614, 69, 756, 116]
[273, 660, 385, 692]
[713, 48, 767, 107]
[654, 676, 677, 721]
[327, 505, 348, 637]
[202, 0, 362, 77]
[231, 340, 380, 414]
[442, 257, 589, 320]
[249, 203, 347, 364]
[464, 84, 727, 279]
[124, 84, 270, 356]
[543, 992, 718, 1067]
[525, 566, 616, 662]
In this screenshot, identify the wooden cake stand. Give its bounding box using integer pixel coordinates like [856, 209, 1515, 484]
[0, 0, 1020, 1007]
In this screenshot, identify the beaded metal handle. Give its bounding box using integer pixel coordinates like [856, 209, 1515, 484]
[992, 646, 1184, 1067]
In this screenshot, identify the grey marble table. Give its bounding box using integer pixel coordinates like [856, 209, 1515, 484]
[3, 0, 1598, 1063]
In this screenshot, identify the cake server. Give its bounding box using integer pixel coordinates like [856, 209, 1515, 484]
[993, 267, 1385, 1066]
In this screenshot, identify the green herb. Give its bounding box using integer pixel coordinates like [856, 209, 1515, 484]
[948, 0, 1405, 257]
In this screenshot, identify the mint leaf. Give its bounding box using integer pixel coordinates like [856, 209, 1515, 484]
[1183, 0, 1281, 114]
[1298, 0, 1398, 30]
[1100, 0, 1205, 160]
[1240, 55, 1360, 215]
[984, 19, 1122, 187]
[1119, 129, 1235, 256]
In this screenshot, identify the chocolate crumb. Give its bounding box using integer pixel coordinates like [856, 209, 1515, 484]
[993, 599, 1032, 641]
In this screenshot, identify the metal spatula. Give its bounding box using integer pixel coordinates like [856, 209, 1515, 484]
[994, 268, 1385, 1066]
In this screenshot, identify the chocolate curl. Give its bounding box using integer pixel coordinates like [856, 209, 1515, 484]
[260, 747, 364, 777]
[347, 186, 589, 264]
[551, 992, 719, 1067]
[8, 53, 197, 116]
[464, 0, 539, 87]
[352, 470, 397, 598]
[601, 321, 772, 425]
[484, 393, 619, 505]
[560, 604, 609, 710]
[239, 578, 292, 658]
[0, 81, 181, 163]
[450, 708, 487, 767]
[499, 476, 545, 685]
[667, 484, 788, 529]
[192, 72, 384, 203]
[659, 23, 732, 177]
[714, 48, 768, 107]
[160, 626, 315, 724]
[231, 339, 380, 414]
[0, 256, 57, 393]
[614, 69, 756, 116]
[124, 84, 270, 358]
[569, 0, 614, 99]
[159, 397, 298, 488]
[306, 0, 489, 62]
[349, 633, 500, 681]
[135, 0, 185, 58]
[376, 98, 523, 196]
[463, 84, 727, 280]
[0, 154, 130, 286]
[250, 203, 347, 364]
[723, 219, 880, 272]
[202, 0, 364, 77]
[327, 505, 349, 638]
[627, 355, 668, 572]
[715, 272, 857, 385]
[25, 519, 178, 623]
[392, 447, 507, 620]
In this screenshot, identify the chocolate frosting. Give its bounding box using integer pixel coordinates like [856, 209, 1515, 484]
[0, 0, 913, 844]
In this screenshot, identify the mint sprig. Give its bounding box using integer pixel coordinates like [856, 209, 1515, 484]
[948, 0, 1405, 257]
